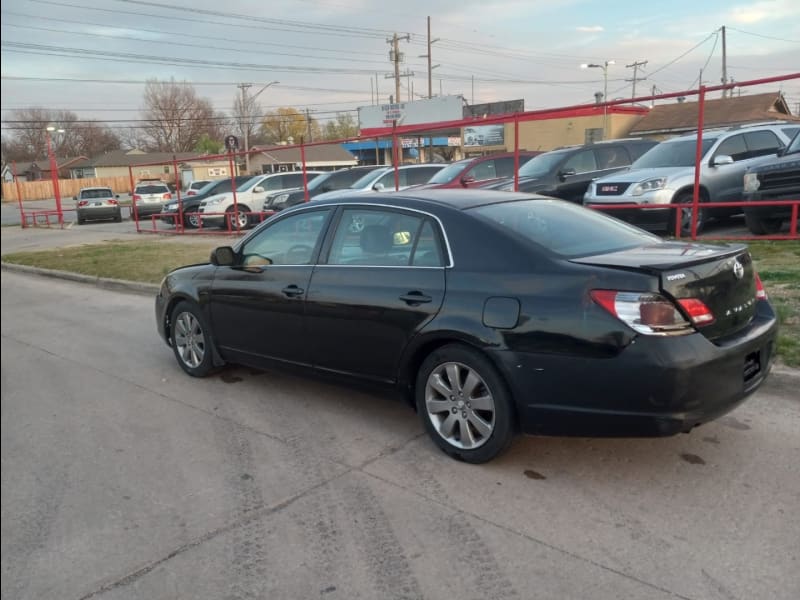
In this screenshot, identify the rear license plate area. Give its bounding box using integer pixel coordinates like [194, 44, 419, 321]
[743, 350, 761, 382]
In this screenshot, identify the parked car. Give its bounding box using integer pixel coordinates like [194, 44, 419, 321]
[415, 151, 540, 190]
[311, 164, 446, 202]
[481, 139, 658, 203]
[584, 123, 799, 235]
[155, 189, 776, 463]
[267, 166, 385, 211]
[185, 180, 212, 196]
[73, 187, 122, 224]
[742, 129, 800, 234]
[132, 181, 172, 219]
[199, 171, 324, 229]
[161, 176, 256, 229]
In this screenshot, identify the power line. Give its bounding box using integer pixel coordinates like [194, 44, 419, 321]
[726, 27, 800, 44]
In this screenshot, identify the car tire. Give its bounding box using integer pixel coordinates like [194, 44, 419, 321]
[416, 344, 515, 463]
[183, 213, 200, 229]
[169, 301, 217, 377]
[744, 212, 782, 235]
[224, 205, 251, 230]
[77, 216, 85, 225]
[114, 214, 122, 223]
[672, 191, 706, 237]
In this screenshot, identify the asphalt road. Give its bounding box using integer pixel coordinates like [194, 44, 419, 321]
[2, 268, 799, 600]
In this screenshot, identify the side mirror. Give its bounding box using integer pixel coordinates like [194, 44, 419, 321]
[210, 246, 235, 266]
[712, 154, 734, 166]
[460, 175, 476, 186]
[558, 168, 576, 181]
[115, 194, 120, 199]
[253, 186, 265, 193]
[373, 182, 385, 191]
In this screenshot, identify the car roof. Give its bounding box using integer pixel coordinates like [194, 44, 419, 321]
[309, 188, 533, 211]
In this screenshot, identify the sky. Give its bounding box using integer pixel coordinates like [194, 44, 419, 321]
[1, 0, 799, 136]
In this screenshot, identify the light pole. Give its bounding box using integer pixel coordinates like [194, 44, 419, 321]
[46, 125, 65, 227]
[581, 60, 615, 139]
[239, 81, 279, 174]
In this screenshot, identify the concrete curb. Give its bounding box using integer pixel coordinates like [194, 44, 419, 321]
[3, 259, 800, 384]
[1, 261, 160, 296]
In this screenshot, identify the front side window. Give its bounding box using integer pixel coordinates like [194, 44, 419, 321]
[596, 146, 631, 169]
[466, 160, 497, 182]
[240, 209, 331, 266]
[327, 208, 435, 267]
[562, 150, 597, 173]
[715, 134, 748, 162]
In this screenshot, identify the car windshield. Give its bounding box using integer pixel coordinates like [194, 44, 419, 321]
[349, 168, 391, 189]
[470, 198, 660, 259]
[80, 189, 113, 199]
[190, 180, 210, 190]
[518, 151, 569, 178]
[786, 131, 800, 155]
[427, 160, 470, 184]
[632, 138, 718, 169]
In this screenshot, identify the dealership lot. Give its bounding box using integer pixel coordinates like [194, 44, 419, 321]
[1, 266, 799, 599]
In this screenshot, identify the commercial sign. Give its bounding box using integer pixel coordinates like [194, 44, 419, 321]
[464, 124, 505, 147]
[358, 96, 463, 134]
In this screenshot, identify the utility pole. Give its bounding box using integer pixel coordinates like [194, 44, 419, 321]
[419, 16, 440, 99]
[305, 108, 313, 142]
[625, 60, 648, 100]
[237, 83, 252, 174]
[385, 33, 412, 105]
[721, 25, 728, 98]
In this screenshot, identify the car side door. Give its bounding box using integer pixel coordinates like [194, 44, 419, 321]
[553, 149, 600, 203]
[708, 133, 749, 202]
[305, 207, 447, 383]
[208, 208, 333, 368]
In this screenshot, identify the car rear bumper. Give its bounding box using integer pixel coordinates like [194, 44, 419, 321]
[77, 206, 121, 220]
[132, 203, 165, 218]
[489, 302, 778, 437]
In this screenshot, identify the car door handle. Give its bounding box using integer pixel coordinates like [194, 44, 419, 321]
[399, 291, 432, 305]
[282, 285, 305, 298]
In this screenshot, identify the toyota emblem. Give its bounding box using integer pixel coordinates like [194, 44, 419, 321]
[733, 259, 744, 280]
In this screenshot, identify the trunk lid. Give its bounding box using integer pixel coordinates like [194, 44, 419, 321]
[572, 241, 758, 341]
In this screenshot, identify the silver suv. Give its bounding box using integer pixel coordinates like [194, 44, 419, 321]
[584, 122, 799, 235]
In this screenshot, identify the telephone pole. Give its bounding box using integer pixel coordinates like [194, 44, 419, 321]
[419, 16, 440, 99]
[386, 33, 411, 104]
[625, 60, 648, 100]
[305, 108, 313, 142]
[721, 25, 728, 98]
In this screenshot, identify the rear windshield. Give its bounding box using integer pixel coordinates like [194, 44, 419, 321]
[135, 185, 168, 194]
[632, 138, 717, 168]
[80, 189, 113, 199]
[469, 199, 660, 258]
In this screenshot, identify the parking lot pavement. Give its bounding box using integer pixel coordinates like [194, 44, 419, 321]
[2, 270, 799, 600]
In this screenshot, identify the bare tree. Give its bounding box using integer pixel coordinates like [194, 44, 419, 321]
[232, 89, 263, 148]
[2, 108, 119, 161]
[140, 78, 224, 152]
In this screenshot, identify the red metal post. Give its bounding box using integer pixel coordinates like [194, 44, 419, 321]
[514, 114, 520, 192]
[173, 156, 182, 231]
[301, 137, 309, 202]
[790, 204, 798, 237]
[229, 150, 239, 234]
[12, 161, 26, 228]
[392, 120, 400, 190]
[690, 86, 707, 240]
[128, 166, 139, 231]
[46, 132, 64, 228]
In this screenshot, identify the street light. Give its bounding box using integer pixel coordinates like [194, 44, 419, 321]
[239, 81, 279, 174]
[581, 60, 615, 139]
[45, 125, 65, 227]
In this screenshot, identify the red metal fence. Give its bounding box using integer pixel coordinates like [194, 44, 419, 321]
[21, 72, 800, 240]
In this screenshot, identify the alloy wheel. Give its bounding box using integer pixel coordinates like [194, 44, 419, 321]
[425, 361, 495, 450]
[173, 311, 206, 368]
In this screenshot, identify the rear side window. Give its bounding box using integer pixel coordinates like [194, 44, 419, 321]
[744, 131, 783, 158]
[470, 199, 659, 258]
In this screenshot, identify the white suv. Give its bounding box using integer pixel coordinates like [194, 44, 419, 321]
[584, 122, 799, 235]
[199, 171, 322, 229]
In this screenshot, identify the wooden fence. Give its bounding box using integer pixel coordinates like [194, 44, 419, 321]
[1, 176, 134, 202]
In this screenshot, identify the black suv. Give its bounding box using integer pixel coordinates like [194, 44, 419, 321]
[742, 129, 800, 234]
[161, 176, 254, 228]
[267, 166, 384, 211]
[481, 139, 658, 203]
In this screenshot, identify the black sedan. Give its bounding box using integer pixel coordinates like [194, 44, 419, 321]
[155, 190, 777, 463]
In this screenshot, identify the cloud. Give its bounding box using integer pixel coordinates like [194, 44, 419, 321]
[728, 0, 800, 24]
[576, 26, 604, 32]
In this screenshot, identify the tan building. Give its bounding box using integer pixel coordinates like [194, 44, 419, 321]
[248, 143, 357, 173]
[69, 150, 230, 185]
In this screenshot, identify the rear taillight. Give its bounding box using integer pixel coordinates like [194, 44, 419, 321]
[132, 194, 142, 201]
[755, 273, 767, 301]
[163, 192, 172, 200]
[591, 290, 693, 335]
[187, 190, 196, 196]
[108, 199, 118, 205]
[677, 298, 715, 326]
[77, 200, 89, 207]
